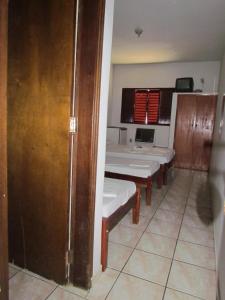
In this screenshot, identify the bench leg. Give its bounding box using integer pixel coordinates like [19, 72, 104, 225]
[163, 164, 168, 185]
[146, 179, 152, 206]
[101, 218, 109, 272]
[132, 189, 140, 224]
[157, 165, 164, 189]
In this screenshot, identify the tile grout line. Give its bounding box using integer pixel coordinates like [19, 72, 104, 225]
[44, 285, 59, 300]
[161, 171, 194, 300]
[104, 185, 170, 299]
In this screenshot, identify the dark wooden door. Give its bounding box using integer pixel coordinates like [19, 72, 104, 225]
[174, 94, 216, 171]
[8, 0, 75, 284]
[192, 95, 217, 171]
[174, 95, 196, 169]
[0, 1, 8, 299]
[7, 0, 105, 288]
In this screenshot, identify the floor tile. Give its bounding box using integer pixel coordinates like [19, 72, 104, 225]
[108, 242, 133, 271]
[159, 200, 185, 213]
[179, 224, 214, 247]
[109, 224, 143, 248]
[123, 249, 171, 286]
[147, 218, 180, 239]
[23, 269, 58, 286]
[61, 284, 88, 298]
[154, 208, 183, 225]
[185, 205, 212, 218]
[120, 214, 150, 231]
[167, 261, 216, 299]
[106, 273, 164, 300]
[139, 203, 157, 218]
[164, 288, 201, 299]
[8, 265, 21, 279]
[9, 271, 56, 300]
[187, 194, 211, 209]
[136, 232, 176, 258]
[87, 268, 119, 300]
[174, 241, 216, 270]
[183, 214, 213, 232]
[47, 287, 84, 300]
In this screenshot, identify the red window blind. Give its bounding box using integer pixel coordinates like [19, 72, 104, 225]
[134, 91, 148, 123]
[147, 90, 160, 123]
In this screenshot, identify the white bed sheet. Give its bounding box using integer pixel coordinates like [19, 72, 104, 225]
[103, 178, 136, 217]
[106, 144, 175, 164]
[105, 156, 160, 178]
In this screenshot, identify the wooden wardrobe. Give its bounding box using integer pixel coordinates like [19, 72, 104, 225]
[174, 94, 217, 171]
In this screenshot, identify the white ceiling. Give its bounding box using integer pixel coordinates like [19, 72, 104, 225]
[111, 0, 225, 64]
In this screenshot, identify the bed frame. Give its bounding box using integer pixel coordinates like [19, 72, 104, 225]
[101, 190, 140, 271]
[105, 167, 162, 206]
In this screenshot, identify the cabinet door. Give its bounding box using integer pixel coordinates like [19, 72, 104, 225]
[192, 95, 217, 171]
[120, 88, 135, 123]
[158, 89, 174, 124]
[174, 95, 196, 169]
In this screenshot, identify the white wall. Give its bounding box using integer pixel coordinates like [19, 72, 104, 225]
[108, 61, 220, 146]
[210, 53, 225, 300]
[93, 0, 114, 276]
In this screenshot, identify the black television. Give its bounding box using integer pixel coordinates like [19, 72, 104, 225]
[135, 128, 155, 143]
[175, 77, 194, 92]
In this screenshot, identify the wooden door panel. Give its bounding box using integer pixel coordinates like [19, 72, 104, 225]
[8, 0, 75, 284]
[0, 1, 8, 299]
[174, 95, 196, 169]
[193, 95, 217, 171]
[70, 0, 105, 289]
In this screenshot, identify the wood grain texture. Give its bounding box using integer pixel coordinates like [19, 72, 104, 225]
[8, 0, 75, 284]
[0, 1, 8, 299]
[174, 95, 196, 169]
[174, 94, 216, 171]
[70, 0, 105, 289]
[192, 95, 217, 171]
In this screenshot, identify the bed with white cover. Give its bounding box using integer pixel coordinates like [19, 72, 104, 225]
[102, 178, 139, 271]
[105, 155, 161, 205]
[106, 144, 175, 184]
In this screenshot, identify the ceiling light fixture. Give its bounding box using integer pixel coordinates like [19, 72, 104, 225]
[134, 27, 143, 37]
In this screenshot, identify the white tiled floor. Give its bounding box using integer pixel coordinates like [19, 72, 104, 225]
[8, 169, 217, 300]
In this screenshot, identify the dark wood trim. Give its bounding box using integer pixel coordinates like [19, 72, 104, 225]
[101, 191, 140, 271]
[0, 1, 8, 299]
[70, 0, 106, 289]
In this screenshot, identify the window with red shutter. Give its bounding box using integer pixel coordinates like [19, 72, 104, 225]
[134, 90, 148, 124]
[120, 88, 174, 125]
[147, 90, 160, 124]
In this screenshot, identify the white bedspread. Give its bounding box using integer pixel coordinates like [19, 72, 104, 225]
[106, 144, 175, 164]
[105, 156, 160, 178]
[103, 178, 136, 217]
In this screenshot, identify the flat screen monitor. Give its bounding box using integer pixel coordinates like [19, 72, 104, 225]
[135, 128, 155, 143]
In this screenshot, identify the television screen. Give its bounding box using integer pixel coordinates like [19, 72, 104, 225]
[135, 128, 155, 143]
[175, 77, 194, 92]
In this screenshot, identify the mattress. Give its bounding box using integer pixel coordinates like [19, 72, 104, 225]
[106, 144, 175, 164]
[103, 178, 136, 217]
[105, 156, 160, 178]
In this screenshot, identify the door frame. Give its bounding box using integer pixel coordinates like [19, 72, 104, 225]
[0, 1, 8, 299]
[69, 0, 106, 289]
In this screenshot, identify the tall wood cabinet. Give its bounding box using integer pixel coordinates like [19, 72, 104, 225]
[174, 94, 217, 171]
